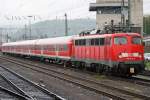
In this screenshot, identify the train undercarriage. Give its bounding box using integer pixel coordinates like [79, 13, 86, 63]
[2, 52, 145, 77]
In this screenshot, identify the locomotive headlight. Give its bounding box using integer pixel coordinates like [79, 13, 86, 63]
[121, 53, 128, 57]
[119, 52, 142, 58]
[133, 53, 142, 57]
[133, 53, 139, 57]
[118, 53, 128, 58]
[118, 54, 122, 58]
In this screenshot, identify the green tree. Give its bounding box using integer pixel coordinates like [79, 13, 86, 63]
[144, 16, 150, 34]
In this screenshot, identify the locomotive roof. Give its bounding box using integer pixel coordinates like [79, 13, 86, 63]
[74, 33, 141, 39]
[2, 33, 141, 46]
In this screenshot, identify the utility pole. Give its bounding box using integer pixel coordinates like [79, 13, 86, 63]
[0, 28, 2, 45]
[24, 24, 27, 40]
[6, 34, 9, 43]
[121, 0, 125, 27]
[128, 0, 131, 30]
[28, 16, 33, 40]
[65, 13, 68, 36]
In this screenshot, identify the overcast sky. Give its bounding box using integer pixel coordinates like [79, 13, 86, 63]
[0, 0, 150, 26]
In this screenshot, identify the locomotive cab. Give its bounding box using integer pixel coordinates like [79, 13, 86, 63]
[111, 33, 144, 76]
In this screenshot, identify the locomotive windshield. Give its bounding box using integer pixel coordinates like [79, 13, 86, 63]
[114, 37, 127, 45]
[132, 37, 142, 45]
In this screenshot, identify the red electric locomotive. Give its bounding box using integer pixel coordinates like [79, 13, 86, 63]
[2, 32, 144, 76]
[73, 33, 144, 76]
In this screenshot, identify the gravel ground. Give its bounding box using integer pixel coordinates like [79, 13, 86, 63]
[4, 56, 150, 97]
[0, 75, 19, 93]
[0, 59, 110, 100]
[0, 89, 20, 100]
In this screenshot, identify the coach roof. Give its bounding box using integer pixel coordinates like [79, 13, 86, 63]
[36, 36, 74, 45]
[2, 40, 37, 46]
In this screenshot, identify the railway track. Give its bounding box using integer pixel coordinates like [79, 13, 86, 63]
[132, 75, 150, 86]
[0, 56, 150, 100]
[105, 76, 150, 90]
[0, 65, 65, 100]
[140, 70, 150, 76]
[0, 85, 27, 100]
[2, 54, 150, 87]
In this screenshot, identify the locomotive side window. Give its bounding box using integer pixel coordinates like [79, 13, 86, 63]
[132, 37, 142, 45]
[75, 40, 79, 46]
[86, 39, 90, 46]
[79, 40, 81, 45]
[91, 39, 95, 45]
[75, 39, 86, 46]
[82, 39, 86, 45]
[95, 38, 100, 45]
[100, 38, 105, 45]
[114, 37, 127, 45]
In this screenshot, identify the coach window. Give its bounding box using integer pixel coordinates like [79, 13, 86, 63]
[59, 45, 61, 51]
[53, 45, 55, 51]
[58, 45, 61, 51]
[49, 45, 52, 51]
[80, 39, 82, 46]
[51, 46, 53, 51]
[75, 40, 78, 46]
[64, 45, 68, 51]
[78, 39, 85, 46]
[78, 40, 81, 46]
[43, 45, 46, 50]
[38, 45, 41, 50]
[61, 45, 63, 51]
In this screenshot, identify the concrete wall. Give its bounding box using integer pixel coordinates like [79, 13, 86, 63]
[96, 14, 121, 28]
[95, 0, 143, 33]
[130, 0, 143, 28]
[96, 0, 128, 3]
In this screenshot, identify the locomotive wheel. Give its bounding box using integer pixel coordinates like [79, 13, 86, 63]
[117, 63, 124, 76]
[80, 62, 85, 70]
[78, 62, 82, 69]
[99, 64, 104, 73]
[74, 62, 80, 69]
[65, 61, 72, 67]
[94, 64, 101, 73]
[104, 66, 111, 76]
[90, 64, 95, 72]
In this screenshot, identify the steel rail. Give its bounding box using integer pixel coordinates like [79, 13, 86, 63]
[0, 65, 65, 100]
